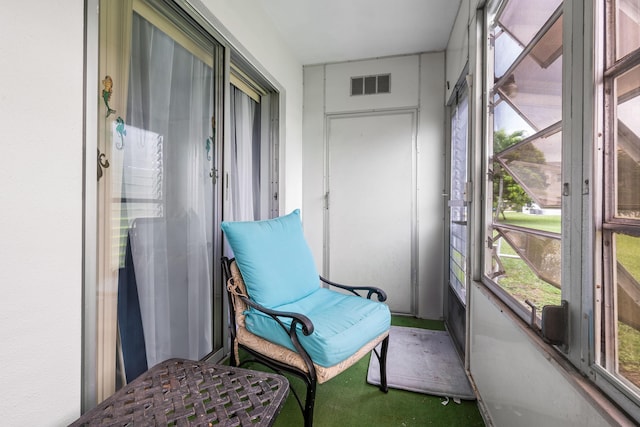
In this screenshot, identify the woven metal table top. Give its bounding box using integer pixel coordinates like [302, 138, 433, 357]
[70, 358, 289, 427]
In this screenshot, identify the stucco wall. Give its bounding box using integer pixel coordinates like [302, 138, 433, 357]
[0, 1, 84, 425]
[470, 283, 617, 426]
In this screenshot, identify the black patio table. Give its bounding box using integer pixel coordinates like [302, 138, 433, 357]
[70, 358, 289, 426]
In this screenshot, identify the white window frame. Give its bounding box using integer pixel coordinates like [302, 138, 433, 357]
[483, 0, 565, 326]
[590, 0, 640, 419]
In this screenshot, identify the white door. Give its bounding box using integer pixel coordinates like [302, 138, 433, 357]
[326, 111, 416, 314]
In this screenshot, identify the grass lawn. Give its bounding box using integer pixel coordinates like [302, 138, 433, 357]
[618, 234, 640, 279]
[498, 211, 562, 234]
[493, 212, 562, 309]
[498, 257, 562, 308]
[615, 234, 640, 388]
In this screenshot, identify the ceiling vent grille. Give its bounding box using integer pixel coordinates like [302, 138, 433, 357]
[351, 74, 391, 96]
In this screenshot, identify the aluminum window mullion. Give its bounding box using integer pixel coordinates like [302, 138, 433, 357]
[603, 222, 640, 236]
[492, 222, 561, 238]
[598, 0, 640, 419]
[604, 49, 640, 78]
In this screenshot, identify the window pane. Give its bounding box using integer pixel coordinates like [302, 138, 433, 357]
[97, 10, 218, 397]
[493, 97, 536, 137]
[616, 0, 640, 60]
[113, 126, 164, 266]
[496, 128, 562, 208]
[351, 77, 363, 95]
[614, 233, 640, 389]
[491, 226, 561, 308]
[496, 226, 561, 286]
[615, 63, 640, 218]
[377, 74, 390, 93]
[488, 126, 562, 312]
[229, 85, 263, 221]
[529, 14, 563, 69]
[125, 12, 215, 368]
[494, 26, 523, 79]
[497, 0, 562, 47]
[364, 76, 376, 94]
[494, 44, 562, 132]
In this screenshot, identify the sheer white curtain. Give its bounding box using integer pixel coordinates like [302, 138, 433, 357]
[229, 85, 261, 222]
[123, 13, 213, 368]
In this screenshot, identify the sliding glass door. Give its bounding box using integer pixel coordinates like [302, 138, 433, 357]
[229, 84, 262, 221]
[94, 0, 224, 402]
[225, 69, 278, 225]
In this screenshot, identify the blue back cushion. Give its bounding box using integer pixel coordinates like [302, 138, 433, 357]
[221, 210, 320, 307]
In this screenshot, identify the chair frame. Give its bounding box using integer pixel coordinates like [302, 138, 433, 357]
[222, 256, 389, 427]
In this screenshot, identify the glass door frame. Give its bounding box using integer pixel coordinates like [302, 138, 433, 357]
[444, 71, 470, 357]
[83, 0, 282, 411]
[83, 0, 228, 411]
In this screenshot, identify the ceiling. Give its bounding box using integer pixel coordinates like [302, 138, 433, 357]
[256, 0, 462, 65]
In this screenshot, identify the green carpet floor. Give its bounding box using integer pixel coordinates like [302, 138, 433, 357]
[236, 316, 485, 426]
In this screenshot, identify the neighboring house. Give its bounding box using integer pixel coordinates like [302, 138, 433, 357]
[1, 0, 638, 426]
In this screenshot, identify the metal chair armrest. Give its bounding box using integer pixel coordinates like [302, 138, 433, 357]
[319, 276, 388, 302]
[239, 295, 315, 336]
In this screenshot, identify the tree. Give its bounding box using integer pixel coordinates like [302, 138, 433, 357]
[492, 129, 541, 220]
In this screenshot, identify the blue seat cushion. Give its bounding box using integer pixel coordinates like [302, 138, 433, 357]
[244, 288, 391, 367]
[221, 210, 320, 307]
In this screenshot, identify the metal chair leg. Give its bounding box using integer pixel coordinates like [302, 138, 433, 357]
[379, 335, 389, 393]
[303, 377, 317, 427]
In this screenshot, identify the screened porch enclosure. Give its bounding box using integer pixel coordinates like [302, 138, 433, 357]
[94, 0, 224, 400]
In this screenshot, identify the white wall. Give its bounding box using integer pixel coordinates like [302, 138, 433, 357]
[470, 284, 621, 426]
[324, 56, 420, 111]
[445, 0, 484, 102]
[417, 53, 446, 319]
[0, 1, 84, 425]
[446, 0, 470, 102]
[0, 1, 302, 425]
[302, 53, 445, 319]
[301, 65, 326, 259]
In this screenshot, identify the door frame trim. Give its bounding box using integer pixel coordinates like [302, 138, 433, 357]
[323, 108, 418, 315]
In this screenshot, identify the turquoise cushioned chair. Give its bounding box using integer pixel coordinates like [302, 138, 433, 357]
[222, 210, 390, 427]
